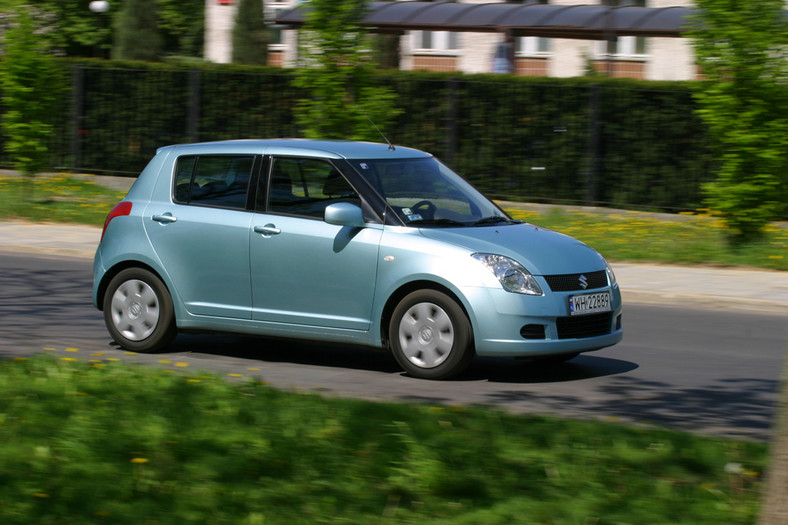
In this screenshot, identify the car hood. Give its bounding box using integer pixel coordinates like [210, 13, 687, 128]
[419, 223, 605, 275]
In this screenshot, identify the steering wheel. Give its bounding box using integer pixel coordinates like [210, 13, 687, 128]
[411, 200, 437, 218]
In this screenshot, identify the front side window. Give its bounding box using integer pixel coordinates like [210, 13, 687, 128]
[265, 157, 360, 218]
[173, 155, 254, 209]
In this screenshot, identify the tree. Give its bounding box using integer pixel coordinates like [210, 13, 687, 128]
[113, 0, 162, 61]
[232, 0, 267, 65]
[157, 0, 205, 59]
[689, 0, 788, 242]
[292, 0, 401, 141]
[0, 6, 64, 183]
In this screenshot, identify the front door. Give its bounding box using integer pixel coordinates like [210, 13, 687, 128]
[250, 156, 381, 330]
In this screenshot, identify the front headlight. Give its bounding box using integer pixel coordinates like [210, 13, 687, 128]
[602, 256, 617, 286]
[471, 253, 543, 296]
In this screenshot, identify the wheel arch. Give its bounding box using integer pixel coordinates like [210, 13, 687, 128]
[96, 260, 170, 312]
[379, 280, 473, 348]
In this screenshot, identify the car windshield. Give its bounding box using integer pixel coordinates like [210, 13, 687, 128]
[348, 157, 516, 227]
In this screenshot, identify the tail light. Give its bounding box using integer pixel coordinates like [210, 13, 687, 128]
[101, 201, 133, 242]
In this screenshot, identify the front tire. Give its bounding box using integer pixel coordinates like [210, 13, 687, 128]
[103, 268, 176, 352]
[389, 290, 474, 379]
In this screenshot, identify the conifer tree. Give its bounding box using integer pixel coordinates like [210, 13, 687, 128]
[113, 0, 162, 61]
[232, 0, 268, 65]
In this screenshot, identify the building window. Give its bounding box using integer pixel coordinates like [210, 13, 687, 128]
[413, 31, 459, 53]
[517, 37, 550, 56]
[599, 0, 647, 58]
[267, 0, 290, 47]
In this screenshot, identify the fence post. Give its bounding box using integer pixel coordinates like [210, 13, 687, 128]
[69, 64, 84, 171]
[583, 83, 602, 204]
[445, 78, 458, 167]
[187, 69, 201, 143]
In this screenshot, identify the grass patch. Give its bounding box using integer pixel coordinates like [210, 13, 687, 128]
[0, 173, 785, 270]
[0, 356, 766, 524]
[0, 174, 126, 226]
[506, 207, 788, 271]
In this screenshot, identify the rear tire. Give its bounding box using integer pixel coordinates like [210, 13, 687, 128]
[103, 268, 176, 352]
[389, 290, 474, 379]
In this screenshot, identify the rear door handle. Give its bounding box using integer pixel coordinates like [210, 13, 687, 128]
[152, 214, 177, 224]
[254, 225, 281, 236]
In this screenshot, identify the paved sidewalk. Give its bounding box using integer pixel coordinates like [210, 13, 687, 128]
[1, 220, 786, 314]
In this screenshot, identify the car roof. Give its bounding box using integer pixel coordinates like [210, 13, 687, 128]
[158, 139, 433, 160]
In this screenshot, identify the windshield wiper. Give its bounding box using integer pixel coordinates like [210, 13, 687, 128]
[408, 218, 466, 227]
[473, 216, 521, 226]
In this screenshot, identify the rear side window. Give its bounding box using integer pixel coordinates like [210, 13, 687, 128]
[173, 155, 254, 209]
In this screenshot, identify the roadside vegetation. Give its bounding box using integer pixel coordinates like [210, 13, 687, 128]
[0, 355, 766, 524]
[1, 173, 785, 271]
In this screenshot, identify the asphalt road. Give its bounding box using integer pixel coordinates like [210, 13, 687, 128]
[1, 251, 786, 441]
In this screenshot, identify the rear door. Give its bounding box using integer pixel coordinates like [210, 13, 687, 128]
[144, 154, 257, 319]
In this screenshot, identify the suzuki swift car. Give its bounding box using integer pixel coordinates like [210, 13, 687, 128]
[93, 139, 622, 379]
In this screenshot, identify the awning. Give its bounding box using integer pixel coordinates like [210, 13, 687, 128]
[274, 2, 697, 39]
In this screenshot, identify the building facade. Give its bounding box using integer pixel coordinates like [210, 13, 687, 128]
[205, 0, 698, 81]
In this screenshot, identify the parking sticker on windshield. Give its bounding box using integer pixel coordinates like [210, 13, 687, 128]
[406, 214, 423, 222]
[360, 163, 369, 169]
[402, 208, 413, 215]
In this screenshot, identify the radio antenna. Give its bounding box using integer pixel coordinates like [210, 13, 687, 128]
[362, 111, 395, 151]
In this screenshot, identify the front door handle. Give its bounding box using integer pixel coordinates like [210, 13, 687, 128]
[254, 224, 281, 236]
[152, 214, 177, 224]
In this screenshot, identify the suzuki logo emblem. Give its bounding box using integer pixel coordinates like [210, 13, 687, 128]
[579, 275, 588, 289]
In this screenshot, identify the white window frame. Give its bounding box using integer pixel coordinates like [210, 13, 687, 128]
[596, 0, 648, 58]
[596, 35, 648, 59]
[516, 36, 551, 57]
[267, 0, 293, 50]
[411, 30, 460, 55]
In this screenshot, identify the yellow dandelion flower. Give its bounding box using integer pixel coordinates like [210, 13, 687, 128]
[131, 458, 149, 464]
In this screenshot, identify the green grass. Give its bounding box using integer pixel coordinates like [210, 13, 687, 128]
[504, 206, 788, 271]
[0, 173, 126, 226]
[0, 173, 785, 271]
[0, 356, 766, 525]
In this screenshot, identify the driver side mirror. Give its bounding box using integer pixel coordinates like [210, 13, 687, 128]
[324, 202, 365, 227]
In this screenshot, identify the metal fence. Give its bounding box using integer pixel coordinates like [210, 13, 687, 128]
[8, 64, 716, 211]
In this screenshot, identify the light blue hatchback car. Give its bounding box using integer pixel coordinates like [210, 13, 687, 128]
[93, 139, 622, 379]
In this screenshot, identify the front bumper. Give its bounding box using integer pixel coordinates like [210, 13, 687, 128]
[465, 283, 623, 357]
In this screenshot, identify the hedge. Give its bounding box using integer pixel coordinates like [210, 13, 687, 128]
[1, 59, 715, 211]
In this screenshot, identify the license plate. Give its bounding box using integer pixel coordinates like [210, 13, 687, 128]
[569, 292, 611, 316]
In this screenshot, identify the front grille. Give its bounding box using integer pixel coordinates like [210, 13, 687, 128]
[556, 312, 613, 340]
[544, 270, 607, 292]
